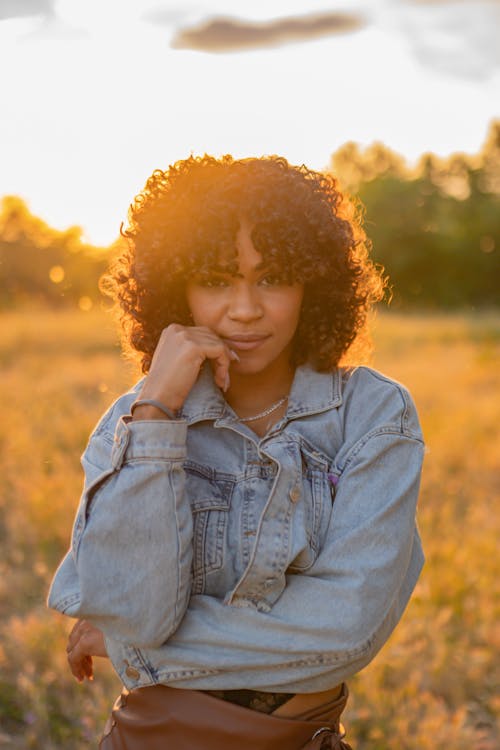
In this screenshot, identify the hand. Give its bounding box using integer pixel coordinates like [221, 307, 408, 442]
[136, 324, 239, 413]
[66, 619, 108, 682]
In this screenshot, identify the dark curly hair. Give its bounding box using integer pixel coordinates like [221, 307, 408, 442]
[102, 154, 386, 373]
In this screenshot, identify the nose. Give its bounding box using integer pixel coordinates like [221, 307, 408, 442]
[227, 282, 264, 322]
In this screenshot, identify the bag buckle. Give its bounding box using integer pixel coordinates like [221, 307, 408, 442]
[311, 727, 333, 740]
[309, 725, 351, 750]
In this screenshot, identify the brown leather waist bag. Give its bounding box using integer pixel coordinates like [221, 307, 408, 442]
[99, 682, 352, 749]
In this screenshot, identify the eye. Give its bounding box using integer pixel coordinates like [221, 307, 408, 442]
[197, 275, 230, 289]
[259, 271, 287, 286]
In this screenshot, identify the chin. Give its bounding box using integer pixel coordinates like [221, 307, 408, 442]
[232, 361, 265, 376]
[233, 355, 280, 376]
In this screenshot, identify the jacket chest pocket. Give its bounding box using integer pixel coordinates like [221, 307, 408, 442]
[185, 464, 234, 594]
[288, 447, 334, 573]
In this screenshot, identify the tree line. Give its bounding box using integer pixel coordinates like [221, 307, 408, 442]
[1, 120, 499, 310]
[330, 121, 499, 308]
[0, 196, 110, 310]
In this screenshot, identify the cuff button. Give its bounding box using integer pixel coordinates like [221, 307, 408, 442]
[125, 666, 140, 680]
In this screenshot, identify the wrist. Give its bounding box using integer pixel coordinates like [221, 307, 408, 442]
[131, 404, 171, 421]
[137, 389, 184, 413]
[130, 398, 180, 421]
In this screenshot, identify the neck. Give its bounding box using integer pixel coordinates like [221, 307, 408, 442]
[225, 358, 295, 418]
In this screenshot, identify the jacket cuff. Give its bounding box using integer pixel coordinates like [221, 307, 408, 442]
[111, 416, 187, 469]
[105, 635, 155, 689]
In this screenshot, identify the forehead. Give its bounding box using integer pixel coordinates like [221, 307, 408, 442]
[234, 220, 265, 271]
[212, 219, 268, 274]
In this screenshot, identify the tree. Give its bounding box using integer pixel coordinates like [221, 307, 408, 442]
[328, 122, 499, 308]
[0, 197, 109, 308]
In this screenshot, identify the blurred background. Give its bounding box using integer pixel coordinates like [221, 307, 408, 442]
[0, 1, 498, 748]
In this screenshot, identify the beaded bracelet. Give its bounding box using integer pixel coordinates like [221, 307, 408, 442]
[130, 399, 179, 420]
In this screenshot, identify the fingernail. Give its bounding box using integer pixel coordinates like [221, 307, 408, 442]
[229, 350, 240, 362]
[223, 374, 230, 392]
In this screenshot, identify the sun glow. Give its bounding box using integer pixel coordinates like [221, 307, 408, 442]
[0, 0, 498, 245]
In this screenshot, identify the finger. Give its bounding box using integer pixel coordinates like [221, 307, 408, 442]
[67, 645, 87, 682]
[186, 345, 231, 392]
[66, 619, 95, 657]
[209, 352, 232, 391]
[189, 327, 238, 361]
[68, 644, 93, 682]
[82, 654, 94, 681]
[67, 630, 94, 682]
[66, 619, 87, 653]
[191, 335, 233, 390]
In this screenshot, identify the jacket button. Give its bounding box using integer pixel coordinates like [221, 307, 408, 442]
[125, 666, 140, 680]
[289, 486, 301, 503]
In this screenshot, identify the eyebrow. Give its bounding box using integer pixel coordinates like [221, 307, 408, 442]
[210, 260, 271, 276]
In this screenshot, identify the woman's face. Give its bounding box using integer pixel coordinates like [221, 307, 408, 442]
[186, 219, 304, 377]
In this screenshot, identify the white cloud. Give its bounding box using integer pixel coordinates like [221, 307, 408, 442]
[0, 0, 54, 20]
[385, 0, 500, 80]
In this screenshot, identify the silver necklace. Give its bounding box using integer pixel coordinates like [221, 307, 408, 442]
[237, 396, 288, 423]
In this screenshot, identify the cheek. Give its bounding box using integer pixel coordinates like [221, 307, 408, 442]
[275, 290, 304, 331]
[186, 289, 217, 326]
[191, 305, 216, 327]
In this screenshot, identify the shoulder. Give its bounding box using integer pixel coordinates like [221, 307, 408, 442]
[89, 378, 145, 443]
[339, 365, 423, 442]
[82, 378, 145, 471]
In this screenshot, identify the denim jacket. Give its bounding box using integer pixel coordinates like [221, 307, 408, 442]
[48, 363, 425, 693]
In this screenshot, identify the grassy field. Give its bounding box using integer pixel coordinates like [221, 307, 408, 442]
[0, 308, 499, 749]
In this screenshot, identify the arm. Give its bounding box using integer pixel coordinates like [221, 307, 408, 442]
[48, 323, 237, 648]
[48, 412, 193, 648]
[105, 429, 425, 692]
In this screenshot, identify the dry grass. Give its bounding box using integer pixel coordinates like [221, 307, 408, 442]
[0, 308, 498, 748]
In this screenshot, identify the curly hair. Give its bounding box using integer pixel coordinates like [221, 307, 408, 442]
[102, 154, 386, 373]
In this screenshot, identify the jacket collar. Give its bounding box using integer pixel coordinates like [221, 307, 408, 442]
[179, 363, 343, 425]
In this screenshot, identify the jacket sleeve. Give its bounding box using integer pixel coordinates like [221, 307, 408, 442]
[47, 398, 193, 649]
[105, 425, 425, 692]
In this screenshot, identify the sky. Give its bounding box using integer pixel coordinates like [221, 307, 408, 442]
[0, 0, 499, 245]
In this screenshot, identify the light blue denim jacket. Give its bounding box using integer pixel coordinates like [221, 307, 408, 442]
[48, 363, 424, 693]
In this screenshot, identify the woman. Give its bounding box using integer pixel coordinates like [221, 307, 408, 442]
[48, 154, 425, 749]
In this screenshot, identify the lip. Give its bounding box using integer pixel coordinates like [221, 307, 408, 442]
[222, 334, 270, 351]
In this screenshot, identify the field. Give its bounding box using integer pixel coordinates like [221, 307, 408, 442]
[0, 308, 498, 749]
